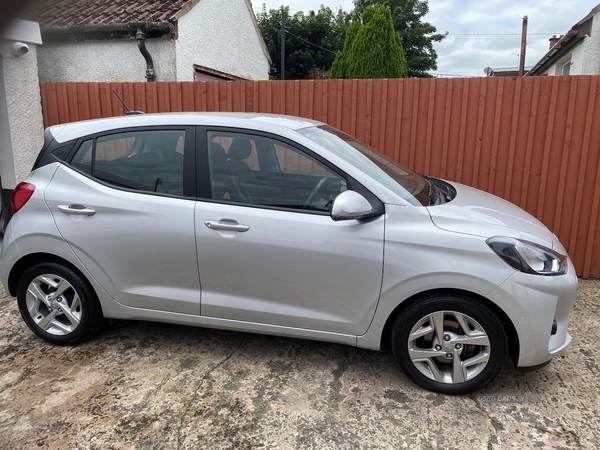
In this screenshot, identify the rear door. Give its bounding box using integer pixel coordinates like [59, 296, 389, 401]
[194, 129, 385, 335]
[44, 126, 201, 315]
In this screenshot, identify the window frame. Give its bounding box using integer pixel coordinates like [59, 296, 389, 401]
[557, 55, 572, 76]
[197, 126, 383, 216]
[63, 125, 197, 199]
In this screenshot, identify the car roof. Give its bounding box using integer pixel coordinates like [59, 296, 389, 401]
[48, 112, 325, 143]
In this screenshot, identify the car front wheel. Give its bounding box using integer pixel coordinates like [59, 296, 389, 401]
[17, 262, 106, 345]
[392, 294, 507, 394]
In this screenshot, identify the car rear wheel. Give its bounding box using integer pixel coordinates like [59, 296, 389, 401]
[17, 262, 106, 345]
[392, 294, 507, 394]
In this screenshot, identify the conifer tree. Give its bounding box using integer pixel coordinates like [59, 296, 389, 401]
[331, 5, 407, 79]
[354, 0, 446, 77]
[330, 21, 360, 79]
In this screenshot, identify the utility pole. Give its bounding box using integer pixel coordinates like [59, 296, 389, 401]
[519, 16, 528, 76]
[281, 7, 286, 81]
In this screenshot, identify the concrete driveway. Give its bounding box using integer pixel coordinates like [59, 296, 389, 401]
[0, 278, 599, 449]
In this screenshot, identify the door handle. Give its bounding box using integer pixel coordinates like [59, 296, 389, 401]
[204, 220, 250, 232]
[57, 204, 97, 216]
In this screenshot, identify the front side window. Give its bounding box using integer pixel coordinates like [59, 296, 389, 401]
[206, 131, 347, 212]
[70, 130, 186, 196]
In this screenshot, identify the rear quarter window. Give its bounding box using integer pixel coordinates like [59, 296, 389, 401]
[50, 145, 74, 162]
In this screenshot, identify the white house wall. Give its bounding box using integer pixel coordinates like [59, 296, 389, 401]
[0, 41, 44, 187]
[542, 10, 600, 76]
[175, 0, 269, 80]
[582, 11, 600, 74]
[570, 43, 587, 74]
[37, 39, 177, 82]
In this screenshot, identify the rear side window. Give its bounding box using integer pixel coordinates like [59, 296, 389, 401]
[72, 140, 93, 174]
[70, 130, 186, 196]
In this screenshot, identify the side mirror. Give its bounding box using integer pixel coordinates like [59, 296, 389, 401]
[331, 190, 373, 221]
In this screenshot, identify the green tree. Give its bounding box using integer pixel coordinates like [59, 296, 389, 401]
[330, 21, 360, 79]
[331, 5, 407, 79]
[354, 0, 446, 77]
[257, 5, 351, 79]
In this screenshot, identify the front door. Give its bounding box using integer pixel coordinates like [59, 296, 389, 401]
[195, 130, 384, 335]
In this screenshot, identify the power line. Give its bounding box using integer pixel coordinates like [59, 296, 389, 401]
[447, 32, 561, 36]
[498, 48, 521, 67]
[284, 30, 337, 54]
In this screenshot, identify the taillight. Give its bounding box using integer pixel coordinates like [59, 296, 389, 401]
[11, 182, 36, 213]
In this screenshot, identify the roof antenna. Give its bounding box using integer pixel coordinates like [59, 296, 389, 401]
[112, 89, 144, 115]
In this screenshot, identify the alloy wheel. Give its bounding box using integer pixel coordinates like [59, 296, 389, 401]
[407, 310, 491, 384]
[25, 274, 82, 336]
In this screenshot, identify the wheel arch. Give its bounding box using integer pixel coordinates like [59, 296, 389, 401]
[8, 253, 93, 299]
[13, 253, 108, 344]
[379, 288, 520, 366]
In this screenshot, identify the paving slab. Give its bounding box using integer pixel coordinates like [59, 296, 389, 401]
[0, 279, 599, 449]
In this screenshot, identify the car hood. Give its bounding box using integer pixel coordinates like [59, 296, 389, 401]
[426, 181, 554, 248]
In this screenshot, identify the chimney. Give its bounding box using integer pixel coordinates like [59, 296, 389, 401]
[549, 35, 561, 49]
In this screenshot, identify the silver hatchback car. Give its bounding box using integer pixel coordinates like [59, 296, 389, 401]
[2, 112, 577, 394]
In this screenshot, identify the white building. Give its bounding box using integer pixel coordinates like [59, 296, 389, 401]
[527, 4, 600, 76]
[22, 0, 273, 82]
[0, 19, 44, 230]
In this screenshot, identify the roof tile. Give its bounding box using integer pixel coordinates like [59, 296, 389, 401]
[20, 0, 198, 27]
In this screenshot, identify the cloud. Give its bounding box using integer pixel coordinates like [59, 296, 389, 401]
[257, 0, 600, 76]
[255, 1, 354, 13]
[426, 0, 600, 76]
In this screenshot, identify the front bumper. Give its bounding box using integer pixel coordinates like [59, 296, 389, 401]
[487, 257, 577, 367]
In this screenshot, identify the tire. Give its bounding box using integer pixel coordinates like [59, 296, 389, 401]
[0, 206, 6, 236]
[391, 294, 507, 395]
[17, 262, 106, 345]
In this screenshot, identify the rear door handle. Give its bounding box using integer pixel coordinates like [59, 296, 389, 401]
[57, 204, 97, 216]
[204, 220, 249, 232]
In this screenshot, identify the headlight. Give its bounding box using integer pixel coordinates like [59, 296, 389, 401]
[486, 236, 567, 276]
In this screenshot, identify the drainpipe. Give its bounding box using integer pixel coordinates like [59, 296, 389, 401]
[136, 28, 156, 81]
[39, 22, 174, 81]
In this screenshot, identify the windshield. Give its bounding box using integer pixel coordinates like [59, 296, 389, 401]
[297, 126, 429, 206]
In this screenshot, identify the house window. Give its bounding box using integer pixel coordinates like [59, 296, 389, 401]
[561, 60, 571, 75]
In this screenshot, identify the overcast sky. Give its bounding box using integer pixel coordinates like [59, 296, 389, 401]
[252, 0, 599, 77]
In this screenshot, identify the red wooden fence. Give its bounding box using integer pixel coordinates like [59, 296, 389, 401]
[41, 77, 600, 277]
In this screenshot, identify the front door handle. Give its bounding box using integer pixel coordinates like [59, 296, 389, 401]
[57, 204, 97, 216]
[204, 220, 250, 232]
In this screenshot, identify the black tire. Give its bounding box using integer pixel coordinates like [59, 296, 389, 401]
[17, 262, 106, 345]
[0, 207, 6, 236]
[392, 294, 507, 395]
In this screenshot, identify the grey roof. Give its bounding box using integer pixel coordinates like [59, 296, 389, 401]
[527, 3, 600, 75]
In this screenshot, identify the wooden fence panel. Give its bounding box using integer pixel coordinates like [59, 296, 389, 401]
[41, 77, 600, 277]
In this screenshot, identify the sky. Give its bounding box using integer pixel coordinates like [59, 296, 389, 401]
[252, 0, 600, 77]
